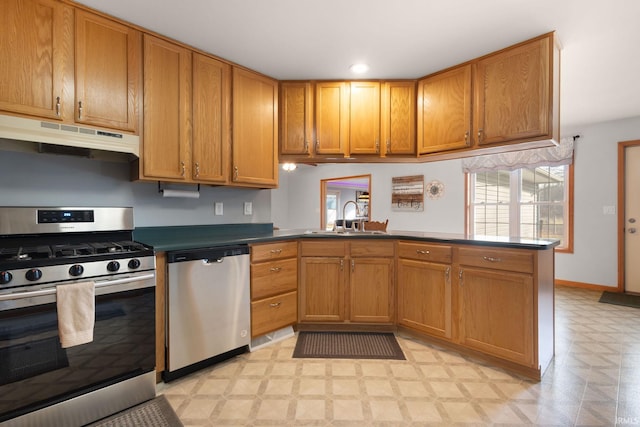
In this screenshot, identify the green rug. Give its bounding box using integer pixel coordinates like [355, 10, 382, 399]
[599, 291, 640, 309]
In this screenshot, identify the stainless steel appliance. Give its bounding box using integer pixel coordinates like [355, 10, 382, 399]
[164, 244, 250, 381]
[0, 207, 156, 426]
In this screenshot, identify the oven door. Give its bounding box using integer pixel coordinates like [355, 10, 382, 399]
[0, 274, 156, 423]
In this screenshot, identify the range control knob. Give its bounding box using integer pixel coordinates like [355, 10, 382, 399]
[0, 271, 12, 285]
[69, 264, 84, 277]
[25, 268, 42, 282]
[128, 259, 141, 269]
[107, 261, 120, 272]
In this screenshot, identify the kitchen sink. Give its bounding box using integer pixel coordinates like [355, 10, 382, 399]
[304, 230, 387, 236]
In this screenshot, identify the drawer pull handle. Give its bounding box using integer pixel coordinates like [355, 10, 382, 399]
[483, 256, 502, 262]
[269, 302, 282, 308]
[416, 250, 430, 255]
[270, 249, 282, 254]
[270, 267, 282, 272]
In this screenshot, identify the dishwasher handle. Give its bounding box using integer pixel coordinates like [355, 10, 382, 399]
[167, 244, 249, 263]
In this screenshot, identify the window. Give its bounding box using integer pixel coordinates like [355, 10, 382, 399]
[468, 165, 572, 252]
[325, 191, 339, 231]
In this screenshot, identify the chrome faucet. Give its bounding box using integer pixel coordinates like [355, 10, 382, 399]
[341, 200, 360, 231]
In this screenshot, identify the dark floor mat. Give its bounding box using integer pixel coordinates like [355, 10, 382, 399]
[599, 291, 640, 308]
[86, 395, 182, 427]
[293, 331, 405, 360]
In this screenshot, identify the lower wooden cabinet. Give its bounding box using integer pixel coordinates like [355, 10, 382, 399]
[397, 258, 452, 339]
[298, 239, 394, 324]
[251, 291, 297, 337]
[350, 257, 394, 323]
[458, 267, 534, 366]
[299, 256, 346, 322]
[250, 241, 298, 337]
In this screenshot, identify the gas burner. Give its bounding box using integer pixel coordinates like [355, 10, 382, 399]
[0, 246, 53, 262]
[52, 244, 94, 258]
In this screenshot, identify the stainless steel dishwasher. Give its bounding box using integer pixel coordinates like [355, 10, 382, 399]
[164, 244, 250, 381]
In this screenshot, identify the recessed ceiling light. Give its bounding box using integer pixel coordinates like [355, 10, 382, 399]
[349, 63, 369, 74]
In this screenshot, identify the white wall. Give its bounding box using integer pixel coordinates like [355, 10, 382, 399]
[0, 149, 272, 227]
[556, 116, 640, 287]
[272, 116, 640, 288]
[272, 160, 466, 233]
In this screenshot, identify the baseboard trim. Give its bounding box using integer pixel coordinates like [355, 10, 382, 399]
[555, 279, 619, 292]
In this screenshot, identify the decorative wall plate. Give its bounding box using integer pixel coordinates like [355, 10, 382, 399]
[426, 180, 445, 199]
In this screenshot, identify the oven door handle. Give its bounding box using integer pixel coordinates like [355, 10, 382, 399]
[0, 273, 156, 302]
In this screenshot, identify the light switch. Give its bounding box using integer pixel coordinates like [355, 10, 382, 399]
[214, 202, 223, 215]
[244, 202, 253, 215]
[603, 205, 616, 215]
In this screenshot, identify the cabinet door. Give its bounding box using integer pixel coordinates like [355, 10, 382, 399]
[315, 82, 349, 155]
[349, 257, 394, 323]
[75, 10, 141, 132]
[381, 81, 416, 155]
[397, 259, 451, 339]
[0, 0, 73, 120]
[417, 64, 472, 154]
[475, 36, 551, 146]
[349, 81, 380, 155]
[142, 35, 191, 180]
[251, 291, 297, 338]
[458, 267, 534, 366]
[280, 82, 313, 155]
[232, 68, 278, 187]
[299, 257, 345, 322]
[192, 53, 230, 184]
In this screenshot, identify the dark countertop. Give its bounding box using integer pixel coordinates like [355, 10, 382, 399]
[134, 223, 560, 252]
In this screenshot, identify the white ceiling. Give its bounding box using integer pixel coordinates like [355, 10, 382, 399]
[75, 0, 640, 132]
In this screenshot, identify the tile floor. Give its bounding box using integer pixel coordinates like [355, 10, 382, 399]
[159, 286, 640, 426]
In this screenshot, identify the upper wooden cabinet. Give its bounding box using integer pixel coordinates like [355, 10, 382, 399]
[141, 34, 192, 181]
[315, 82, 349, 156]
[475, 34, 558, 146]
[349, 81, 381, 155]
[141, 38, 233, 184]
[232, 68, 278, 188]
[0, 0, 73, 120]
[192, 53, 231, 184]
[0, 1, 143, 135]
[417, 64, 472, 154]
[381, 81, 416, 156]
[281, 81, 389, 158]
[75, 10, 141, 133]
[279, 82, 313, 155]
[417, 33, 559, 156]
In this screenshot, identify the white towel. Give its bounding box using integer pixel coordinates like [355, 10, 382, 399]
[57, 281, 95, 348]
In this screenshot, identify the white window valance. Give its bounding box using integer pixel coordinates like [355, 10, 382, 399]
[461, 138, 574, 173]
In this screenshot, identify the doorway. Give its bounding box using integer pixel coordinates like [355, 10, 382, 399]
[619, 140, 640, 293]
[320, 175, 371, 230]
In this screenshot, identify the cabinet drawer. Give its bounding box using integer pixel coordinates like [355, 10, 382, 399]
[251, 241, 297, 262]
[350, 240, 394, 257]
[457, 246, 533, 274]
[251, 291, 297, 337]
[300, 240, 346, 257]
[398, 241, 452, 263]
[251, 258, 298, 300]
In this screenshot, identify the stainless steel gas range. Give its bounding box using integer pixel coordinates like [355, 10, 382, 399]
[0, 207, 156, 426]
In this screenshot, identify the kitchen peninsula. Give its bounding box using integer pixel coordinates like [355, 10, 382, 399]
[136, 224, 557, 380]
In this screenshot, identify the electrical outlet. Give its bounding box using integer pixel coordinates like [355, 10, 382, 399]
[214, 202, 223, 215]
[244, 202, 253, 215]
